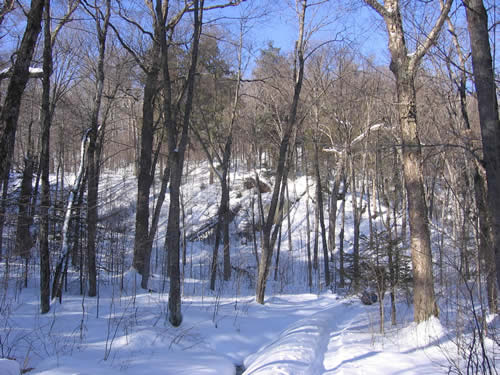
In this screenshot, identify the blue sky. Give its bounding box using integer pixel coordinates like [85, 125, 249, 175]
[214, 0, 390, 75]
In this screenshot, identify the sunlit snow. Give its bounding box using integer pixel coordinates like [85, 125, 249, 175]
[0, 165, 497, 375]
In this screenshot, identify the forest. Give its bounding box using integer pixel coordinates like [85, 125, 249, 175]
[0, 0, 499, 374]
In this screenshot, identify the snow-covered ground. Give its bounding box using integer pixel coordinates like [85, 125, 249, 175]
[244, 299, 452, 374]
[0, 165, 498, 374]
[0, 283, 469, 375]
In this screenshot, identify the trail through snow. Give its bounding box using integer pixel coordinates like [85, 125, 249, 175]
[243, 299, 449, 375]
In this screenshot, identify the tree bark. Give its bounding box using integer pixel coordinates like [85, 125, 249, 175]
[339, 195, 346, 288]
[165, 0, 203, 327]
[0, 0, 44, 184]
[39, 0, 52, 314]
[327, 156, 343, 275]
[0, 173, 9, 262]
[133, 64, 158, 288]
[364, 0, 451, 322]
[15, 157, 34, 259]
[222, 148, 232, 281]
[305, 172, 312, 289]
[474, 169, 498, 313]
[464, 0, 500, 293]
[314, 141, 330, 286]
[398, 74, 439, 321]
[86, 0, 111, 298]
[349, 152, 362, 290]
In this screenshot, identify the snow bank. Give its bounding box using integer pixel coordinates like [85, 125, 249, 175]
[0, 359, 20, 375]
[399, 316, 446, 347]
[243, 309, 334, 374]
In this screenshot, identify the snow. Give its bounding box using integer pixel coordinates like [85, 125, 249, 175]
[0, 67, 43, 76]
[29, 67, 43, 74]
[0, 359, 20, 375]
[1, 165, 498, 375]
[243, 301, 452, 375]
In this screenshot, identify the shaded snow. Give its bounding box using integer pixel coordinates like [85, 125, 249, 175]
[0, 165, 497, 374]
[0, 359, 20, 375]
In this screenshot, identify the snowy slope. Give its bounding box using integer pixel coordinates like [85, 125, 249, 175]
[0, 166, 498, 374]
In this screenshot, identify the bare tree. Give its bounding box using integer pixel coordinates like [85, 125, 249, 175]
[192, 26, 244, 291]
[256, 0, 307, 304]
[0, 0, 45, 265]
[364, 0, 452, 322]
[463, 0, 500, 294]
[164, 0, 204, 326]
[40, 0, 77, 313]
[112, 0, 183, 290]
[82, 0, 112, 298]
[161, 0, 244, 326]
[39, 0, 53, 314]
[0, 0, 45, 188]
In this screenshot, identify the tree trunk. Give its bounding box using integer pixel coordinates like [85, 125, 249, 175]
[464, 0, 500, 292]
[339, 195, 346, 288]
[305, 173, 312, 289]
[286, 183, 293, 254]
[165, 0, 203, 327]
[71, 171, 87, 268]
[256, 0, 307, 304]
[398, 74, 439, 322]
[0, 173, 9, 261]
[222, 173, 231, 281]
[0, 0, 44, 184]
[273, 219, 282, 282]
[133, 65, 158, 287]
[166, 155, 183, 326]
[143, 164, 170, 287]
[210, 189, 225, 290]
[208, 134, 233, 287]
[349, 153, 361, 290]
[86, 113, 99, 298]
[85, 0, 111, 297]
[210, 222, 221, 290]
[474, 170, 498, 313]
[39, 0, 51, 314]
[328, 156, 343, 276]
[364, 0, 451, 322]
[314, 141, 330, 286]
[15, 157, 34, 259]
[313, 193, 319, 271]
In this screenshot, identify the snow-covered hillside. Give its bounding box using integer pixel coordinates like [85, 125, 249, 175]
[0, 165, 498, 374]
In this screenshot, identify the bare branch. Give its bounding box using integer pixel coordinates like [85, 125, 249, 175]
[409, 0, 453, 72]
[51, 0, 78, 44]
[0, 0, 15, 27]
[115, 0, 155, 40]
[108, 21, 148, 72]
[364, 0, 390, 18]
